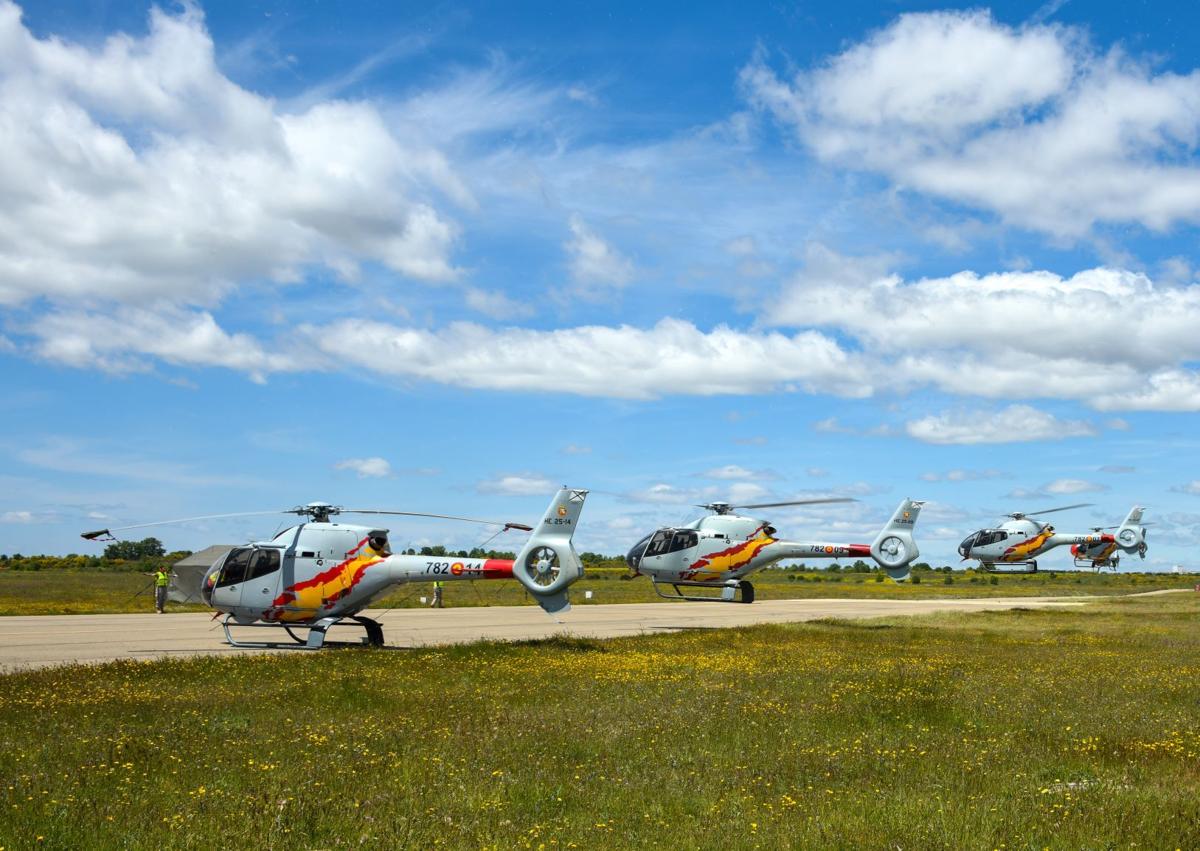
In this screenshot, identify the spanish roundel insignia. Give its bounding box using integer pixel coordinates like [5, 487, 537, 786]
[451, 563, 464, 576]
[557, 504, 567, 517]
[824, 545, 834, 554]
[903, 512, 910, 520]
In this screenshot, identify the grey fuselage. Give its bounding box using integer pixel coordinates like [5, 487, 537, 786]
[202, 521, 517, 624]
[626, 513, 874, 584]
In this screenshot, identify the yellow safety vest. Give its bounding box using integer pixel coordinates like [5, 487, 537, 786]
[155, 571, 170, 587]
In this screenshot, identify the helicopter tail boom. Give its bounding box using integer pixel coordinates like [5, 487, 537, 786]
[869, 498, 924, 581]
[510, 487, 590, 617]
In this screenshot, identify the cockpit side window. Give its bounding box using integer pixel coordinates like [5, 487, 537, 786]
[217, 548, 253, 587]
[972, 531, 1010, 547]
[246, 549, 281, 581]
[668, 531, 698, 553]
[645, 530, 674, 557]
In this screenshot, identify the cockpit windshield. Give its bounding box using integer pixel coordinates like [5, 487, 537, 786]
[626, 534, 653, 571]
[216, 547, 253, 588]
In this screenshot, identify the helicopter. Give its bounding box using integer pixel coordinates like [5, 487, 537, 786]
[624, 497, 924, 602]
[957, 504, 1147, 573]
[82, 487, 589, 649]
[1070, 507, 1150, 571]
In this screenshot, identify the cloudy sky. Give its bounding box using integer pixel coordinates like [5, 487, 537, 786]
[2, 0, 1198, 568]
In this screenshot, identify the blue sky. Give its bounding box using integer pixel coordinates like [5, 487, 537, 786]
[1, 0, 1199, 568]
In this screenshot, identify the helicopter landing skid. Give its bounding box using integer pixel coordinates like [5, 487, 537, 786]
[980, 561, 1038, 575]
[1074, 557, 1118, 572]
[652, 579, 755, 604]
[222, 614, 385, 650]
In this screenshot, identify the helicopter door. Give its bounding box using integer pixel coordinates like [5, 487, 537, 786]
[240, 548, 282, 609]
[209, 547, 253, 610]
[668, 531, 699, 569]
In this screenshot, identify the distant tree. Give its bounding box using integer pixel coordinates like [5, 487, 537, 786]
[850, 559, 871, 573]
[418, 546, 448, 557]
[103, 537, 165, 560]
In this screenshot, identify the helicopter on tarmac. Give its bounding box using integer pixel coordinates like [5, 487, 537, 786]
[624, 497, 924, 602]
[957, 504, 1148, 573]
[1070, 507, 1150, 571]
[82, 487, 589, 649]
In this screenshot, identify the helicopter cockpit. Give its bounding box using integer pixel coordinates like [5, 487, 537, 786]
[201, 545, 282, 606]
[625, 528, 700, 571]
[957, 529, 1009, 557]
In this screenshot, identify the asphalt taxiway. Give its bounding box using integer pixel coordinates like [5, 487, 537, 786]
[0, 595, 1109, 671]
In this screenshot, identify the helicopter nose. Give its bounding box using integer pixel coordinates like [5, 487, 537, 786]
[625, 538, 649, 572]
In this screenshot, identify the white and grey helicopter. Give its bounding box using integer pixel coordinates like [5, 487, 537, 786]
[624, 497, 924, 602]
[957, 504, 1148, 573]
[83, 488, 588, 648]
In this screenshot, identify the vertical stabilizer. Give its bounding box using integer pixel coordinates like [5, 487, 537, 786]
[1115, 505, 1147, 557]
[511, 488, 589, 617]
[870, 498, 924, 581]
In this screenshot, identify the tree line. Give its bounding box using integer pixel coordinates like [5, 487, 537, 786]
[1, 538, 192, 572]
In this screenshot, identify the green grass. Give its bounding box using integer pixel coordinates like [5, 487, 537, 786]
[0, 566, 1195, 616]
[1, 593, 1198, 848]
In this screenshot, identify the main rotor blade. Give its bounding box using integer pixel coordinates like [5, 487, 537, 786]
[340, 510, 533, 531]
[81, 510, 289, 540]
[1023, 503, 1094, 517]
[735, 498, 857, 510]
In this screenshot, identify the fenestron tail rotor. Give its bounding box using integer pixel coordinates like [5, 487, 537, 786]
[696, 497, 856, 516]
[523, 545, 561, 587]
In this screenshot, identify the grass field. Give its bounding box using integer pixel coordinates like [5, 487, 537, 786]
[1, 592, 1197, 848]
[1, 566, 1196, 616]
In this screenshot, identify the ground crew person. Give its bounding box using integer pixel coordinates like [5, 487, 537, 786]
[145, 566, 170, 613]
[430, 580, 444, 608]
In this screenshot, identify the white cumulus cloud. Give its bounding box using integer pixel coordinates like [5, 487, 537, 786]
[302, 317, 870, 400]
[477, 474, 558, 496]
[0, 1, 461, 309]
[770, 258, 1200, 412]
[905, 405, 1097, 445]
[1045, 478, 1109, 495]
[742, 10, 1200, 236]
[334, 457, 393, 478]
